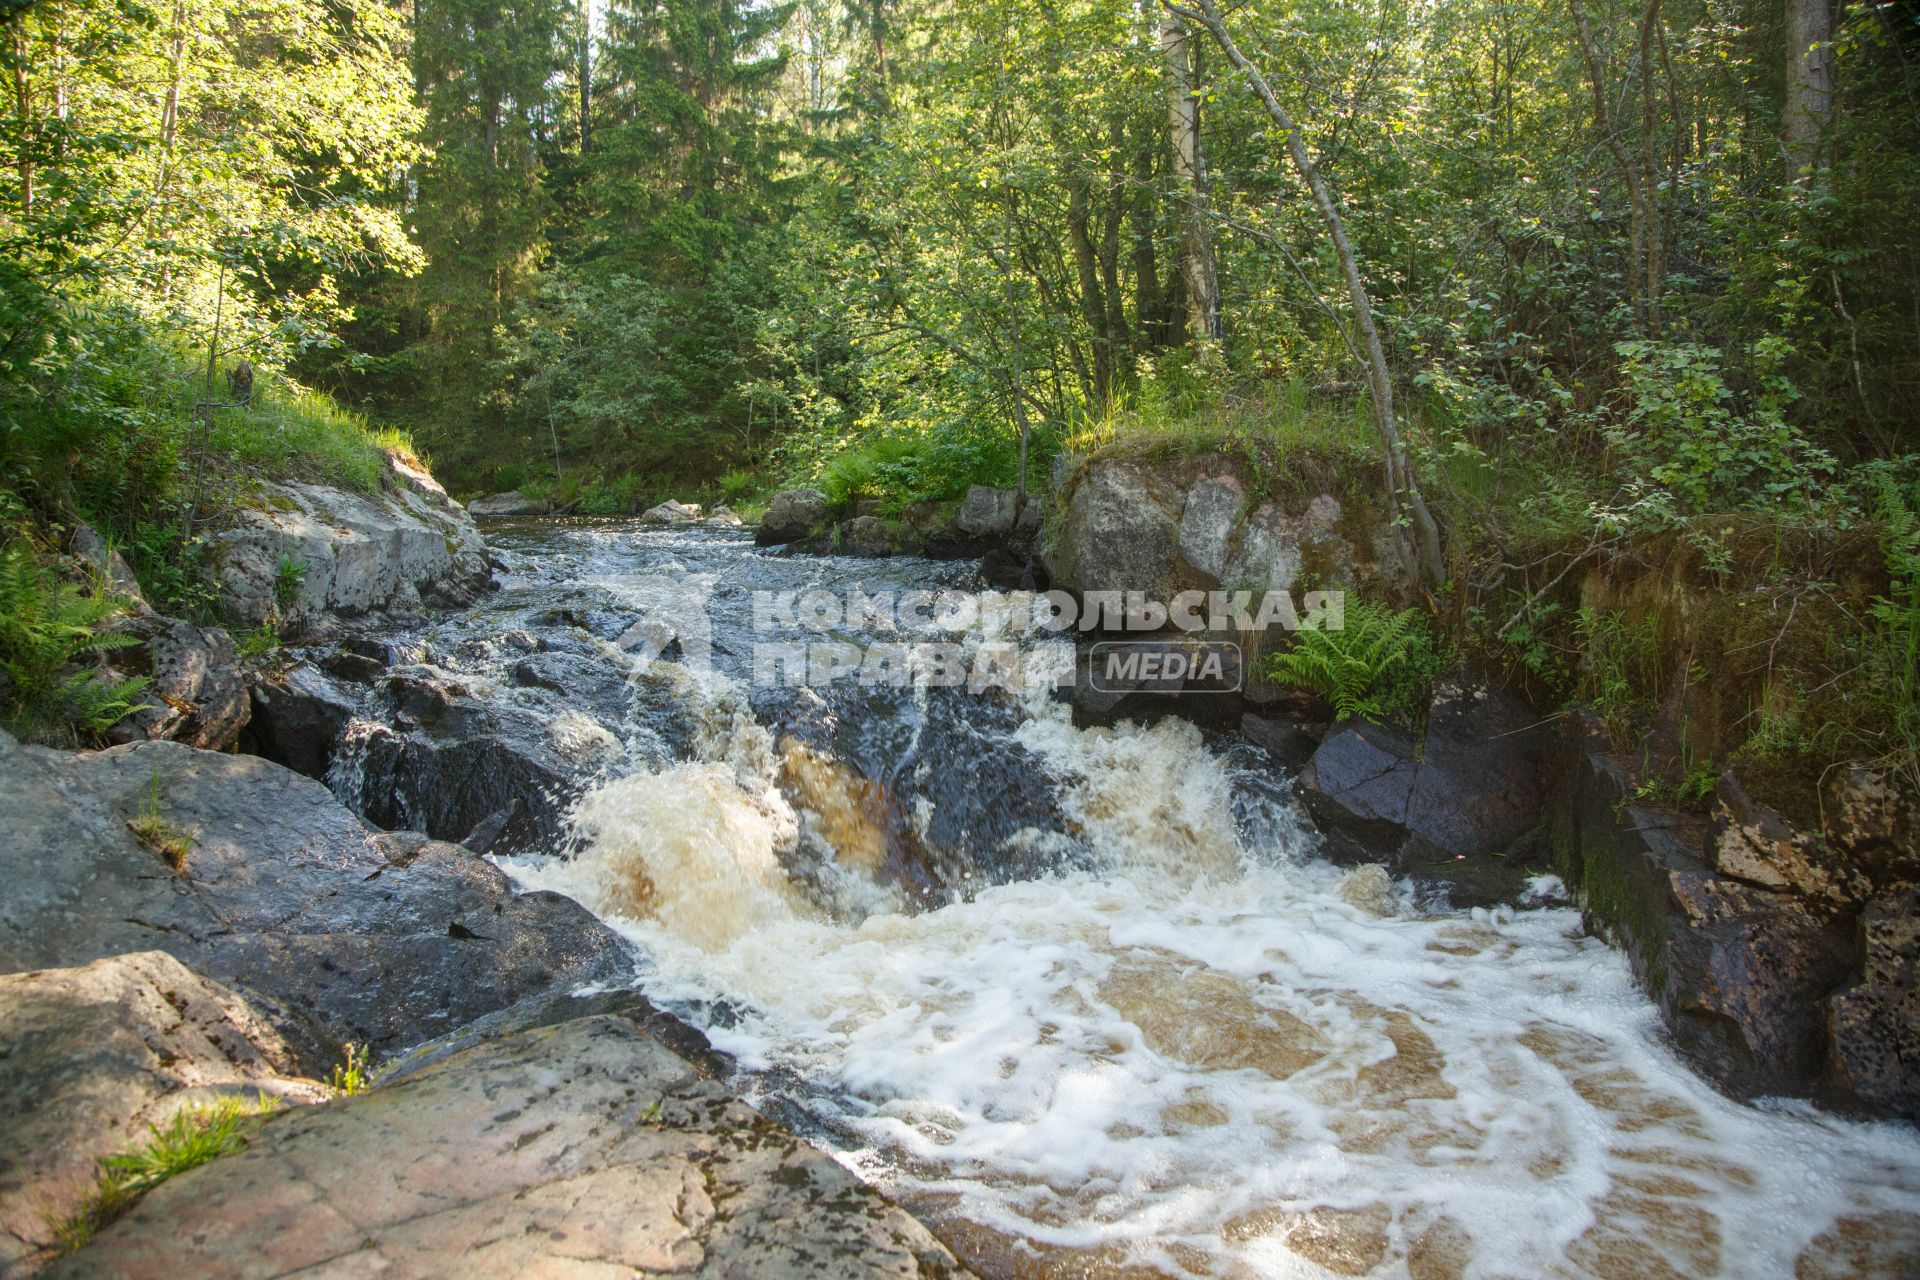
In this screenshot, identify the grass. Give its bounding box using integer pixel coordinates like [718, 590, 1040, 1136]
[204, 384, 412, 497]
[127, 770, 193, 871]
[1064, 380, 1375, 468]
[52, 1096, 278, 1254]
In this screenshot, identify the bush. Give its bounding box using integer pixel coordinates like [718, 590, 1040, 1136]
[1269, 601, 1451, 726]
[1610, 341, 1834, 512]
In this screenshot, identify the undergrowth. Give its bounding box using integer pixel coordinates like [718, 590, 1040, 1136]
[0, 542, 150, 744]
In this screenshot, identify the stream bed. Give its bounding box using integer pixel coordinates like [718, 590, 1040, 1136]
[330, 520, 1920, 1279]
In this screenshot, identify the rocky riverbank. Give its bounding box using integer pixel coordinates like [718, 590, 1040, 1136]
[0, 459, 975, 1278]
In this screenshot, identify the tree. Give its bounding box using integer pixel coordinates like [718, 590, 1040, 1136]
[1169, 0, 1445, 589]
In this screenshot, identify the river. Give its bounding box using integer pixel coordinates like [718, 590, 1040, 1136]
[333, 519, 1920, 1279]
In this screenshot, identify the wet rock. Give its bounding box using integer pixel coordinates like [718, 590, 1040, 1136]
[51, 1015, 970, 1280]
[1296, 673, 1549, 904]
[0, 952, 328, 1274]
[1045, 461, 1184, 601]
[1711, 770, 1869, 905]
[640, 498, 702, 524]
[0, 733, 632, 1071]
[246, 662, 359, 779]
[756, 487, 829, 545]
[1825, 888, 1920, 1118]
[212, 453, 491, 631]
[1823, 765, 1920, 884]
[1239, 708, 1322, 772]
[706, 504, 744, 528]
[1557, 746, 1866, 1105]
[105, 618, 249, 751]
[843, 514, 894, 557]
[466, 491, 550, 518]
[1177, 475, 1245, 583]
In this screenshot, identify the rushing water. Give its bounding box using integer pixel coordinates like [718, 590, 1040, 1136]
[345, 520, 1920, 1278]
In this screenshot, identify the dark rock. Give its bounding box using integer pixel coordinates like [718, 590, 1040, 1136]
[1824, 888, 1920, 1119]
[0, 952, 328, 1273]
[321, 648, 387, 681]
[756, 487, 829, 545]
[1556, 747, 1866, 1106]
[1823, 765, 1920, 884]
[980, 547, 1050, 591]
[106, 618, 250, 751]
[247, 662, 359, 779]
[51, 1016, 969, 1280]
[0, 733, 632, 1072]
[459, 798, 522, 854]
[1295, 672, 1550, 904]
[1238, 709, 1321, 772]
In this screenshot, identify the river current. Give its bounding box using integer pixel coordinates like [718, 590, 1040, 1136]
[338, 520, 1920, 1279]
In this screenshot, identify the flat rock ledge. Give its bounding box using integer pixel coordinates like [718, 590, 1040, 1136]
[50, 1015, 971, 1280]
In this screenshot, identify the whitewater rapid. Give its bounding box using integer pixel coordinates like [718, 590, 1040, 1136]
[472, 523, 1920, 1279]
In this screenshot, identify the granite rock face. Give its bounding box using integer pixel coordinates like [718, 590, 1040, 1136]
[0, 732, 632, 1070]
[50, 1015, 972, 1280]
[0, 952, 328, 1274]
[212, 453, 491, 631]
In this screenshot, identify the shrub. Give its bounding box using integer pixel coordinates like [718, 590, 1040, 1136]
[1269, 601, 1451, 725]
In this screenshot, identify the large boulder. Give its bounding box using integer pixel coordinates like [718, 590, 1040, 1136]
[1825, 888, 1920, 1119]
[52, 1015, 971, 1280]
[466, 491, 551, 518]
[1044, 461, 1184, 601]
[0, 952, 327, 1274]
[756, 487, 829, 545]
[842, 514, 894, 557]
[211, 452, 491, 631]
[104, 618, 250, 751]
[1710, 771, 1870, 906]
[331, 661, 665, 852]
[955, 484, 1033, 539]
[0, 733, 633, 1070]
[639, 498, 702, 525]
[1297, 671, 1551, 903]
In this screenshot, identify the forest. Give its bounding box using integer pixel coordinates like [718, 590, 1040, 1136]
[1, 0, 1917, 790]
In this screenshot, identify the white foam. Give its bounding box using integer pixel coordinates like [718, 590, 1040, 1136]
[500, 608, 1920, 1278]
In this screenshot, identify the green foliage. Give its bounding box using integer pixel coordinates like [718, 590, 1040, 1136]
[1575, 608, 1662, 742]
[234, 624, 281, 659]
[273, 556, 308, 611]
[328, 1043, 372, 1096]
[1269, 602, 1451, 726]
[1608, 341, 1834, 512]
[127, 770, 193, 872]
[0, 544, 149, 743]
[1864, 467, 1920, 787]
[53, 1097, 278, 1254]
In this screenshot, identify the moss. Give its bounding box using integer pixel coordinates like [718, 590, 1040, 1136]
[1568, 834, 1669, 999]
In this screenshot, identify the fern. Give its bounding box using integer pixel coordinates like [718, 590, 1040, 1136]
[0, 543, 151, 740]
[1270, 601, 1448, 725]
